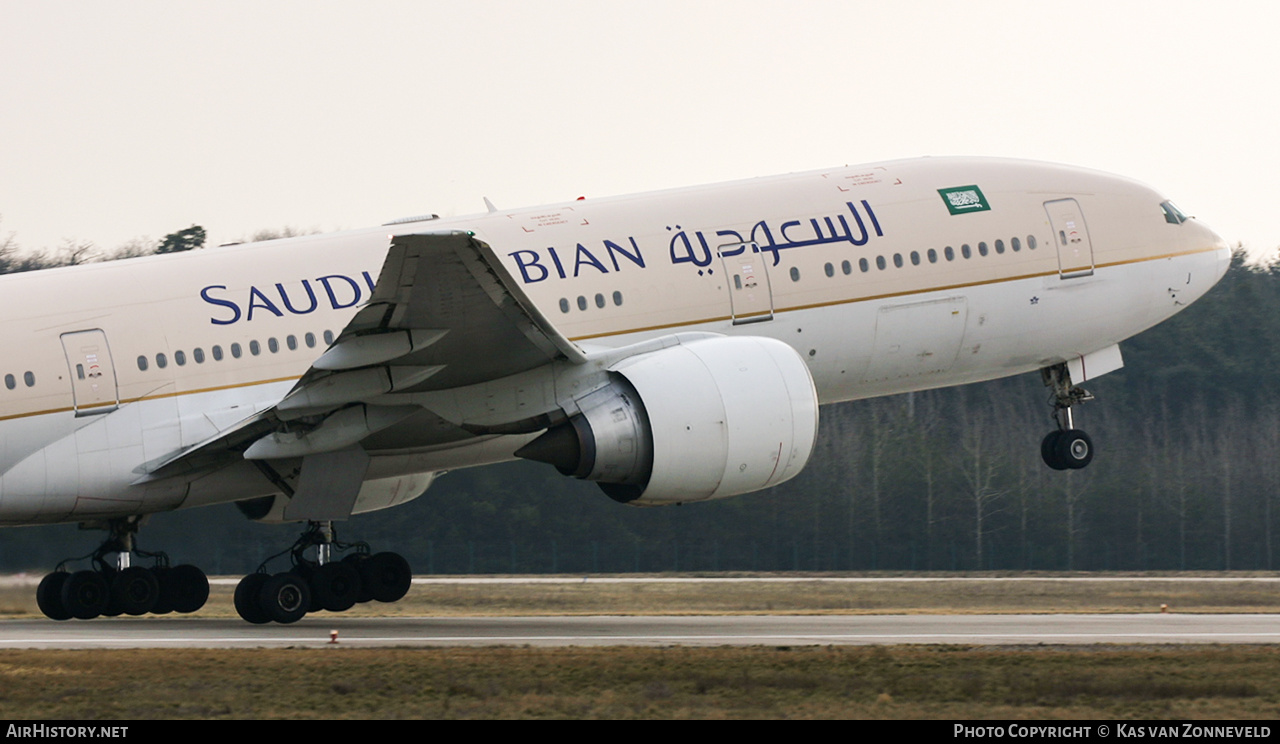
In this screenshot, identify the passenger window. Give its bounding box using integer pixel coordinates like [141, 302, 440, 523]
[156, 353, 168, 369]
[212, 345, 224, 361]
[945, 246, 955, 261]
[231, 343, 242, 359]
[175, 350, 186, 366]
[3, 374, 12, 390]
[612, 291, 623, 306]
[824, 263, 834, 277]
[250, 341, 261, 356]
[995, 239, 1005, 254]
[978, 242, 989, 256]
[23, 372, 34, 387]
[287, 335, 298, 351]
[304, 333, 316, 348]
[859, 258, 869, 273]
[137, 356, 148, 371]
[193, 348, 205, 364]
[323, 330, 335, 345]
[1011, 237, 1022, 252]
[790, 267, 800, 281]
[841, 260, 852, 275]
[559, 298, 570, 313]
[875, 256, 886, 270]
[268, 338, 279, 353]
[961, 244, 972, 259]
[577, 296, 587, 311]
[928, 248, 938, 263]
[594, 294, 605, 309]
[1028, 235, 1037, 250]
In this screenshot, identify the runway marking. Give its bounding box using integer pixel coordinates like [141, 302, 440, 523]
[9, 574, 1280, 588]
[7, 631, 1280, 647]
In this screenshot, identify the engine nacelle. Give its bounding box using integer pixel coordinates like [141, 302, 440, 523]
[517, 336, 819, 505]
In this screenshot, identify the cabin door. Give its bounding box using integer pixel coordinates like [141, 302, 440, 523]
[1044, 198, 1095, 278]
[60, 329, 119, 416]
[718, 242, 774, 324]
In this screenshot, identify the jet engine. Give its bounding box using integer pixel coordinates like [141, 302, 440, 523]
[516, 336, 819, 505]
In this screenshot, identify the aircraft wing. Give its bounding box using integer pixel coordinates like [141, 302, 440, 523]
[140, 230, 584, 482]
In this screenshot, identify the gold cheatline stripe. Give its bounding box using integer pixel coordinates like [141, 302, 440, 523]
[567, 245, 1223, 342]
[0, 375, 302, 423]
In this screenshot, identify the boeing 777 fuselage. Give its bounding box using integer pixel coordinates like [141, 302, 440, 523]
[0, 157, 1229, 622]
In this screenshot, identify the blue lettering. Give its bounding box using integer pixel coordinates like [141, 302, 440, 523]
[317, 275, 363, 309]
[668, 226, 713, 267]
[201, 285, 242, 326]
[844, 202, 870, 246]
[510, 251, 549, 283]
[362, 271, 377, 294]
[862, 200, 884, 237]
[547, 246, 568, 279]
[604, 238, 646, 271]
[573, 244, 608, 276]
[247, 286, 284, 321]
[275, 280, 319, 315]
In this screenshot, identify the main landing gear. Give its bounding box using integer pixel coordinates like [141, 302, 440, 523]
[36, 517, 209, 621]
[1039, 363, 1095, 471]
[234, 521, 412, 624]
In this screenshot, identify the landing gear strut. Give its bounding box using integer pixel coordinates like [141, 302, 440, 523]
[234, 521, 412, 624]
[1040, 363, 1095, 471]
[36, 517, 209, 621]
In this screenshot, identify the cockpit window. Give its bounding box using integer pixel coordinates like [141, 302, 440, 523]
[1161, 201, 1188, 225]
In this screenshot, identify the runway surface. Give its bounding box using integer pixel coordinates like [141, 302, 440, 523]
[4, 613, 1280, 649]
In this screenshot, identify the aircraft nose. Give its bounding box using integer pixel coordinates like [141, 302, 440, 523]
[1185, 216, 1233, 283]
[1204, 223, 1233, 282]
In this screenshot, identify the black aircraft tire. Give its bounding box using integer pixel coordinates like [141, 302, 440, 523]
[36, 572, 72, 621]
[361, 552, 412, 603]
[1056, 429, 1094, 470]
[343, 554, 374, 602]
[61, 570, 109, 620]
[260, 573, 311, 624]
[150, 567, 175, 615]
[234, 573, 271, 624]
[1041, 431, 1068, 470]
[111, 566, 160, 616]
[168, 564, 210, 614]
[311, 562, 362, 613]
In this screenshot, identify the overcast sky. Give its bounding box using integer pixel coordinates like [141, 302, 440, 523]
[1, 1, 1275, 258]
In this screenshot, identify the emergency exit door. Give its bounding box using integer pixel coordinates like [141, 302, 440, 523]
[60, 329, 119, 416]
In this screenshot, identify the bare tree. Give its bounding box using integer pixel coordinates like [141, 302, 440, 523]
[57, 239, 98, 266]
[0, 218, 17, 274]
[250, 226, 320, 242]
[953, 388, 1006, 568]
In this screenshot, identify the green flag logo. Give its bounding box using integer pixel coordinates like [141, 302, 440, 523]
[939, 185, 991, 215]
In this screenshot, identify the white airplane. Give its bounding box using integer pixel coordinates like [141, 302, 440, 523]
[0, 157, 1228, 623]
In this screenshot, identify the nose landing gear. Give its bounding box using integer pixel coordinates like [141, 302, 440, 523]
[1040, 363, 1095, 471]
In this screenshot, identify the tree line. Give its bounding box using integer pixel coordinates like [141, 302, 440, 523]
[0, 226, 1274, 574]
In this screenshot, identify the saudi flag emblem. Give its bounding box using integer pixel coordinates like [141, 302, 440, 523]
[939, 185, 991, 215]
